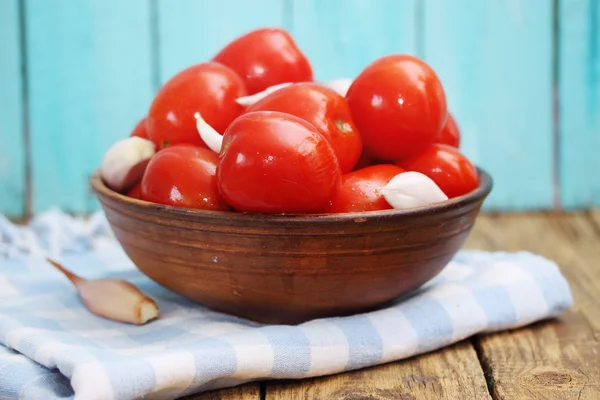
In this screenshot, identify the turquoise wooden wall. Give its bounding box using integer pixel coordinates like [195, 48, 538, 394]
[0, 0, 598, 218]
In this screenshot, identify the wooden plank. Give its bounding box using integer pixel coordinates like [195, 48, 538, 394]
[0, 0, 27, 218]
[545, 212, 600, 331]
[25, 0, 155, 213]
[587, 208, 600, 228]
[266, 341, 490, 399]
[184, 384, 261, 400]
[464, 213, 600, 398]
[288, 0, 419, 82]
[475, 312, 599, 399]
[559, 0, 600, 208]
[423, 0, 554, 211]
[466, 213, 600, 330]
[156, 0, 286, 84]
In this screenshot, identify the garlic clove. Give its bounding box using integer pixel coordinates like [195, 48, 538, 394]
[380, 171, 449, 209]
[195, 112, 223, 153]
[325, 78, 353, 97]
[46, 257, 83, 285]
[235, 82, 292, 106]
[46, 258, 159, 325]
[76, 279, 159, 325]
[100, 137, 155, 193]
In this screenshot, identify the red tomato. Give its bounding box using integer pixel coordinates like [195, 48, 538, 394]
[397, 144, 478, 198]
[141, 144, 230, 210]
[147, 62, 247, 149]
[246, 83, 362, 173]
[327, 164, 405, 213]
[129, 117, 149, 139]
[126, 182, 143, 199]
[217, 111, 341, 213]
[353, 149, 375, 171]
[213, 28, 313, 95]
[346, 54, 447, 160]
[352, 149, 396, 171]
[436, 112, 460, 147]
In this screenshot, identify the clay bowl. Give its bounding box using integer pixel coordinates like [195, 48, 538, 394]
[90, 168, 492, 325]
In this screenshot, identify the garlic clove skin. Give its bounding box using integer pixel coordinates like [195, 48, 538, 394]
[100, 137, 155, 193]
[380, 171, 449, 209]
[325, 78, 353, 97]
[46, 258, 159, 325]
[234, 79, 352, 106]
[76, 279, 159, 325]
[235, 82, 292, 106]
[195, 112, 223, 154]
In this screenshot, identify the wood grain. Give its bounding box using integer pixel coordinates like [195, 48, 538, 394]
[265, 341, 490, 399]
[464, 213, 600, 398]
[2, 1, 599, 215]
[184, 384, 260, 400]
[24, 0, 155, 213]
[156, 0, 286, 84]
[0, 0, 27, 218]
[423, 0, 554, 211]
[289, 0, 419, 81]
[558, 0, 600, 208]
[466, 212, 600, 331]
[474, 312, 599, 399]
[262, 213, 600, 400]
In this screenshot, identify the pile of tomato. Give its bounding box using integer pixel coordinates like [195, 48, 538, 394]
[120, 27, 479, 214]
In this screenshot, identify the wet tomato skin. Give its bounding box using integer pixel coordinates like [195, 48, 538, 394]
[346, 54, 447, 160]
[436, 112, 460, 148]
[141, 144, 230, 210]
[147, 62, 247, 149]
[217, 111, 341, 214]
[246, 82, 362, 173]
[126, 182, 143, 199]
[213, 28, 313, 95]
[397, 143, 478, 198]
[327, 164, 405, 213]
[129, 117, 149, 140]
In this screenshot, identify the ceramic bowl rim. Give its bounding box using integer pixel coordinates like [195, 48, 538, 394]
[90, 167, 493, 224]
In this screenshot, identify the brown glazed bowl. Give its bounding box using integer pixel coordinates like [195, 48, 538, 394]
[90, 168, 492, 324]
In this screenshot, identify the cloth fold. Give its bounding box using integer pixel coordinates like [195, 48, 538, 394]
[0, 210, 572, 400]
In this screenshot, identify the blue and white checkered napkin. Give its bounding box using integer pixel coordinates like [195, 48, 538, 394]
[0, 210, 573, 400]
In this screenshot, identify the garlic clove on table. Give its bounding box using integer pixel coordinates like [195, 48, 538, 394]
[46, 258, 159, 325]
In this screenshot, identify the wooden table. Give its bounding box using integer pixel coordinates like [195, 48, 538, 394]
[189, 211, 600, 399]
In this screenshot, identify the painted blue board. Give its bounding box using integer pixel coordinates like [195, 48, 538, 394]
[157, 0, 287, 84]
[2, 0, 595, 213]
[25, 0, 155, 214]
[289, 0, 419, 82]
[423, 0, 555, 211]
[0, 0, 26, 218]
[559, 0, 600, 208]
